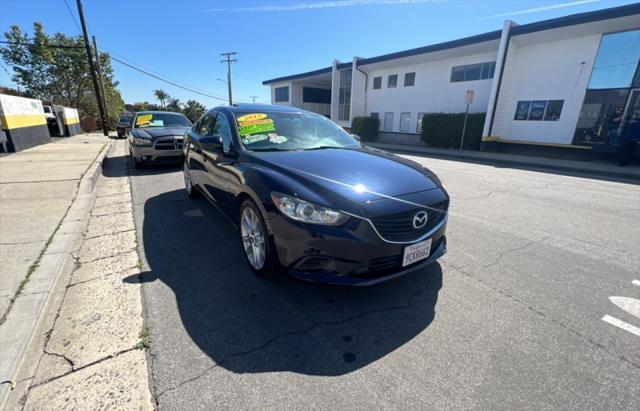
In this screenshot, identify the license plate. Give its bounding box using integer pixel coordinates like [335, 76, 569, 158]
[402, 238, 432, 267]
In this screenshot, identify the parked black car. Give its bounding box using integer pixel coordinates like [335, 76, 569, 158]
[183, 104, 449, 286]
[128, 111, 192, 168]
[116, 114, 133, 139]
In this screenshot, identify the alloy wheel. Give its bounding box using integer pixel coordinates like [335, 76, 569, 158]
[183, 161, 192, 194]
[240, 206, 266, 270]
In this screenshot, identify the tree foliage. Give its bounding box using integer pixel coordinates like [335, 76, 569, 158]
[153, 89, 168, 108]
[0, 22, 124, 128]
[182, 100, 206, 123]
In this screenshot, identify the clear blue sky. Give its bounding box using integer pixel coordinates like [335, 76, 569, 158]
[0, 0, 637, 107]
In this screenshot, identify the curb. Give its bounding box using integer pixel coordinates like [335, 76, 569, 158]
[0, 139, 113, 409]
[368, 143, 640, 182]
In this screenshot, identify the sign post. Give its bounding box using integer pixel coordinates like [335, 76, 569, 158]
[460, 90, 474, 150]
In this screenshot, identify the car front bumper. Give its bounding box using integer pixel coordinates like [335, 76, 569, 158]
[131, 144, 182, 164]
[269, 210, 448, 286]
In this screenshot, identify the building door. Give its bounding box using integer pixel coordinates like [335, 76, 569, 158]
[621, 89, 640, 139]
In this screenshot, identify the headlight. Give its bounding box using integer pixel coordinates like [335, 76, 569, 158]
[271, 192, 348, 226]
[134, 137, 152, 146]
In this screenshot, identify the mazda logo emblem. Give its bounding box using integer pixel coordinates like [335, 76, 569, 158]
[412, 211, 428, 229]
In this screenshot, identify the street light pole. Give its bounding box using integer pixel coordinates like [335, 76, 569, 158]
[220, 52, 237, 106]
[76, 0, 109, 136]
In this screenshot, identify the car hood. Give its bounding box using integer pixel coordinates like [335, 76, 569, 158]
[251, 146, 440, 203]
[133, 127, 190, 139]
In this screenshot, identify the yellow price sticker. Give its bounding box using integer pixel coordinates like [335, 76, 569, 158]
[237, 113, 267, 122]
[136, 114, 153, 125]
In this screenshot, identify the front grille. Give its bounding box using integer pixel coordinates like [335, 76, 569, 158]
[368, 255, 402, 272]
[369, 201, 448, 242]
[154, 137, 183, 151]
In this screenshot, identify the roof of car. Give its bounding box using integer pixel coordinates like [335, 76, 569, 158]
[212, 104, 306, 115]
[134, 111, 187, 115]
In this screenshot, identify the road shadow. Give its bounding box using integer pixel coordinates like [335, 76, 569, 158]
[126, 188, 442, 376]
[102, 154, 180, 178]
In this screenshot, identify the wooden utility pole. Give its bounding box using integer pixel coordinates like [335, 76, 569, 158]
[76, 0, 108, 136]
[220, 52, 237, 106]
[92, 35, 109, 128]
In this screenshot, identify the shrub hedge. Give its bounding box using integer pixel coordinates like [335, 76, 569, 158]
[420, 112, 486, 149]
[351, 116, 380, 141]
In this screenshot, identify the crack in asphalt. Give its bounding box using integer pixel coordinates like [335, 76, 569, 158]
[449, 264, 640, 371]
[155, 278, 435, 399]
[77, 248, 138, 264]
[479, 237, 549, 271]
[82, 228, 136, 241]
[29, 348, 137, 389]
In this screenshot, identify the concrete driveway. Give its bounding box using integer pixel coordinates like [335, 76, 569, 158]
[125, 140, 640, 409]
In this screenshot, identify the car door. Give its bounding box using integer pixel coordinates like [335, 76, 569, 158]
[185, 113, 213, 195]
[201, 112, 237, 210]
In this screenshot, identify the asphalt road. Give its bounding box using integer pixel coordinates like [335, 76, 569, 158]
[121, 140, 640, 410]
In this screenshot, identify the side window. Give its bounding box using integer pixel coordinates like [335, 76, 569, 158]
[195, 114, 213, 135]
[211, 113, 232, 152]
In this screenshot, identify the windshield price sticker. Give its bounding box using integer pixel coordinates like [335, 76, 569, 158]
[242, 134, 269, 145]
[268, 133, 287, 144]
[239, 118, 276, 136]
[237, 113, 268, 122]
[136, 114, 153, 126]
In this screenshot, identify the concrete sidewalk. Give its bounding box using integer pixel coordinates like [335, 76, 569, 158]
[0, 134, 110, 405]
[368, 142, 640, 182]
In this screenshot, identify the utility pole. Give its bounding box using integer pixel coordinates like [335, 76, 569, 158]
[92, 35, 109, 128]
[250, 96, 257, 103]
[220, 52, 237, 106]
[76, 0, 108, 136]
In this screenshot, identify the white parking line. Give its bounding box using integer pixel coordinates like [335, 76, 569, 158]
[602, 315, 640, 337]
[632, 279, 640, 287]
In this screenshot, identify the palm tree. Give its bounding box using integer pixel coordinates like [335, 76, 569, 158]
[153, 89, 169, 109]
[166, 97, 182, 113]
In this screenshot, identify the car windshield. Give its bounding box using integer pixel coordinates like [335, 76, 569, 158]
[234, 111, 359, 151]
[134, 113, 191, 128]
[119, 115, 132, 123]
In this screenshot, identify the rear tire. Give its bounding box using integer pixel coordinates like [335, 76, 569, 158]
[239, 199, 279, 278]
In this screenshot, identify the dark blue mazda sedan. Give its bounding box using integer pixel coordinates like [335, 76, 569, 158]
[182, 104, 449, 286]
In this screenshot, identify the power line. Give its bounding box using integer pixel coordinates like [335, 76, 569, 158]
[110, 55, 232, 103]
[0, 40, 83, 49]
[0, 41, 259, 104]
[63, 0, 82, 33]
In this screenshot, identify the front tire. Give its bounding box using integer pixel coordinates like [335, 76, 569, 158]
[239, 199, 278, 278]
[183, 160, 200, 198]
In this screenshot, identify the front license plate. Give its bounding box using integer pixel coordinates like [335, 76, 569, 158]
[402, 238, 432, 267]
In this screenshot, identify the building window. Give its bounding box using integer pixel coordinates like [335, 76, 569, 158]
[416, 112, 426, 133]
[574, 89, 629, 144]
[371, 112, 380, 129]
[372, 77, 382, 90]
[399, 112, 411, 132]
[387, 74, 398, 88]
[383, 112, 394, 131]
[338, 69, 352, 121]
[514, 101, 531, 120]
[450, 62, 496, 82]
[528, 101, 546, 121]
[544, 100, 564, 121]
[404, 72, 416, 87]
[302, 87, 331, 104]
[514, 100, 565, 121]
[274, 86, 289, 103]
[589, 29, 640, 90]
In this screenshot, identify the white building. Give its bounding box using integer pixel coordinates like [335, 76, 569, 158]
[263, 3, 640, 150]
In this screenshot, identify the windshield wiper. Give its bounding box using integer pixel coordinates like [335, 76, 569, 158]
[303, 145, 343, 151]
[250, 147, 292, 152]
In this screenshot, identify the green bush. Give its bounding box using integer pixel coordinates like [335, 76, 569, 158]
[351, 116, 380, 142]
[420, 112, 486, 150]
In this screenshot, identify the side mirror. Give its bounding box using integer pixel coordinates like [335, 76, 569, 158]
[351, 134, 361, 142]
